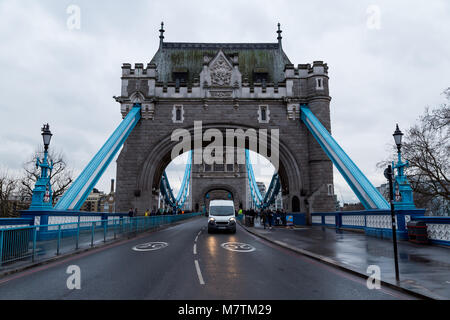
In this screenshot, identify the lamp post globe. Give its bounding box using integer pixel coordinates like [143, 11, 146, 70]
[393, 124, 403, 152]
[41, 123, 52, 151]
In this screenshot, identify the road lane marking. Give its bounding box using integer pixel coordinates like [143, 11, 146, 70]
[193, 243, 197, 255]
[194, 260, 205, 285]
[195, 235, 198, 242]
[221, 242, 255, 252]
[132, 242, 168, 252]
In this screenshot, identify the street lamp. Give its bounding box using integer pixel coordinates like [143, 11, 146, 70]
[29, 124, 54, 210]
[41, 123, 52, 151]
[392, 124, 403, 152]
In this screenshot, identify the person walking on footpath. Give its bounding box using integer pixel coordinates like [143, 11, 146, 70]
[262, 210, 267, 229]
[268, 210, 273, 229]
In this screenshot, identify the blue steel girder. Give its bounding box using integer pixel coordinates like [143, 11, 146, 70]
[55, 104, 142, 210]
[300, 105, 389, 210]
[245, 149, 280, 209]
[160, 151, 192, 210]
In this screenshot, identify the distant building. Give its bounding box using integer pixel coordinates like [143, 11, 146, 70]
[80, 188, 107, 212]
[376, 183, 389, 201]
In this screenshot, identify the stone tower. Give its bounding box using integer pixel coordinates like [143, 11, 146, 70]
[114, 23, 336, 220]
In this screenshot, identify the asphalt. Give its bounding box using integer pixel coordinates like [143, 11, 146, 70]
[0, 216, 416, 300]
[243, 218, 450, 299]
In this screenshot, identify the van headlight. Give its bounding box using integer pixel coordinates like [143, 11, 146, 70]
[208, 218, 215, 223]
[229, 217, 236, 223]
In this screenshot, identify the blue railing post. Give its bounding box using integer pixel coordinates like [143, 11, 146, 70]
[32, 227, 37, 262]
[91, 223, 95, 247]
[56, 224, 61, 255]
[76, 221, 80, 250]
[0, 230, 4, 267]
[103, 219, 107, 243]
[113, 219, 117, 239]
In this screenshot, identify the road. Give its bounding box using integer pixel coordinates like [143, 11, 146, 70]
[0, 216, 415, 299]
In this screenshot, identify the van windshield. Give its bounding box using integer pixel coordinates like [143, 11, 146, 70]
[209, 205, 235, 216]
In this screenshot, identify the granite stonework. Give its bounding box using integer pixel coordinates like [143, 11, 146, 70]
[114, 30, 336, 219]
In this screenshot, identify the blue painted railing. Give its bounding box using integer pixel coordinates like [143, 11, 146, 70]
[310, 209, 436, 241]
[1, 212, 202, 267]
[54, 104, 142, 211]
[300, 106, 389, 210]
[408, 216, 450, 246]
[0, 218, 34, 229]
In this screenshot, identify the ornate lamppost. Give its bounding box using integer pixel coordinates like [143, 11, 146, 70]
[29, 124, 54, 210]
[392, 124, 416, 210]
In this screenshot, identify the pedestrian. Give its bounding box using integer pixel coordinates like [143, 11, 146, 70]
[262, 210, 267, 229]
[268, 210, 273, 229]
[145, 209, 150, 217]
[128, 208, 134, 218]
[134, 208, 138, 216]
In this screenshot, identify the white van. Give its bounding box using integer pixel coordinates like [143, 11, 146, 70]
[207, 200, 236, 234]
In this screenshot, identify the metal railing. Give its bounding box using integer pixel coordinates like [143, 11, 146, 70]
[0, 213, 202, 268]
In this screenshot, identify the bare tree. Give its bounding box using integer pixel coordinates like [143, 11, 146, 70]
[0, 171, 19, 217]
[403, 90, 449, 204]
[19, 148, 73, 206]
[378, 89, 449, 213]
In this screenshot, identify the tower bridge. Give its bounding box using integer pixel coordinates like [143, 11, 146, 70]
[50, 22, 390, 221]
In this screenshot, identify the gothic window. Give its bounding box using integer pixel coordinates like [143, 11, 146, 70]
[258, 105, 270, 123]
[253, 69, 268, 83]
[204, 164, 212, 172]
[226, 164, 234, 172]
[316, 78, 324, 90]
[327, 184, 334, 196]
[172, 105, 184, 123]
[172, 70, 188, 84]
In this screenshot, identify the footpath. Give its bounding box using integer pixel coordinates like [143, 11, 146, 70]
[240, 218, 450, 300]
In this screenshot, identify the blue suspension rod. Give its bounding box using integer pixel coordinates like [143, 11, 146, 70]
[55, 104, 142, 210]
[300, 105, 389, 210]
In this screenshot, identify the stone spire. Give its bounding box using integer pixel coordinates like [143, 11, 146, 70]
[159, 22, 165, 47]
[277, 23, 282, 48]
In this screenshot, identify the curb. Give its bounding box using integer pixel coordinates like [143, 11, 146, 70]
[239, 222, 438, 300]
[0, 216, 202, 279]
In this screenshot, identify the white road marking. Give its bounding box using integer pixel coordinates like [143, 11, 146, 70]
[221, 242, 255, 252]
[193, 243, 197, 255]
[195, 235, 198, 242]
[132, 242, 168, 252]
[194, 260, 205, 285]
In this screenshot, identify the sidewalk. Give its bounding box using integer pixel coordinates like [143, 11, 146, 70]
[241, 219, 450, 299]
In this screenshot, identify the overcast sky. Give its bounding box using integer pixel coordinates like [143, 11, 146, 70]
[0, 0, 449, 204]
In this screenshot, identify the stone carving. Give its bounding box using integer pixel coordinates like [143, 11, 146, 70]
[210, 55, 232, 87]
[210, 90, 232, 98]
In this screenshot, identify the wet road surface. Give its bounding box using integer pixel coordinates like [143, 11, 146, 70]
[0, 217, 415, 299]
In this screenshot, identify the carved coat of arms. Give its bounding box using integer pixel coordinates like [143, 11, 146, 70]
[210, 55, 232, 87]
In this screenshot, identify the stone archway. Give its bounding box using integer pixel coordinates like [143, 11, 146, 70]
[117, 122, 306, 214]
[200, 185, 237, 212]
